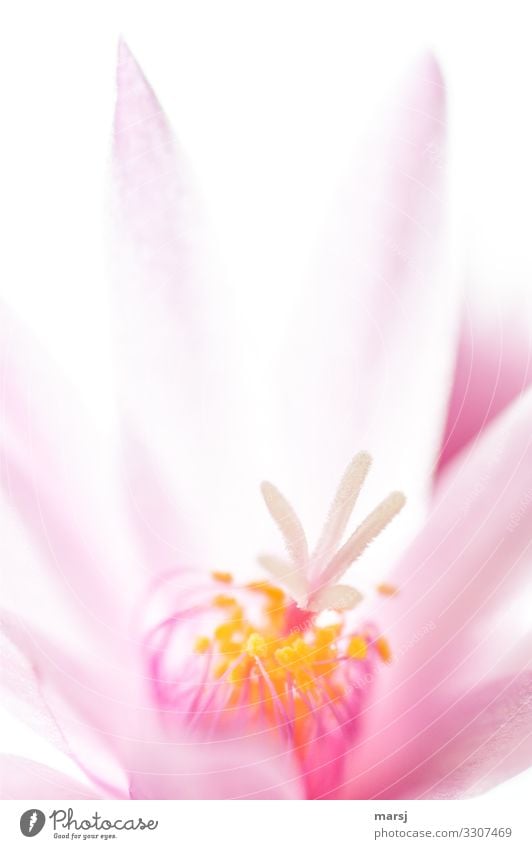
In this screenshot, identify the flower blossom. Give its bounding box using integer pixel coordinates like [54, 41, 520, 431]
[1, 42, 531, 800]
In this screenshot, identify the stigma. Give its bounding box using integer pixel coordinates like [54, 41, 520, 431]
[259, 450, 406, 612]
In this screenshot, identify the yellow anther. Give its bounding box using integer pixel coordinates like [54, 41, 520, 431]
[194, 636, 211, 654]
[247, 581, 285, 604]
[213, 594, 237, 608]
[375, 636, 392, 663]
[218, 639, 243, 658]
[212, 571, 233, 583]
[377, 582, 398, 597]
[214, 659, 230, 678]
[293, 668, 314, 693]
[246, 632, 268, 658]
[275, 645, 297, 666]
[315, 626, 340, 647]
[214, 621, 242, 642]
[191, 576, 393, 739]
[347, 635, 367, 660]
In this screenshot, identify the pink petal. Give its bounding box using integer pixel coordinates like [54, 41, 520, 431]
[125, 729, 304, 800]
[271, 55, 456, 536]
[0, 755, 103, 799]
[341, 388, 532, 798]
[344, 662, 532, 800]
[0, 303, 145, 645]
[436, 305, 532, 478]
[0, 305, 146, 794]
[111, 42, 259, 571]
[391, 668, 532, 799]
[0, 612, 132, 798]
[2, 602, 303, 800]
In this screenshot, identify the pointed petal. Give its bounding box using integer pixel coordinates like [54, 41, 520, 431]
[112, 42, 256, 568]
[273, 55, 455, 534]
[0, 309, 145, 788]
[436, 305, 532, 478]
[342, 388, 532, 798]
[0, 755, 103, 799]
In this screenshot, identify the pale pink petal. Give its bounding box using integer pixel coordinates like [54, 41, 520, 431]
[341, 388, 532, 798]
[0, 303, 145, 645]
[0, 755, 104, 799]
[257, 554, 308, 602]
[391, 669, 532, 799]
[1, 626, 70, 756]
[0, 612, 133, 798]
[307, 583, 363, 613]
[436, 305, 532, 477]
[0, 305, 152, 794]
[341, 663, 532, 800]
[271, 55, 456, 543]
[111, 42, 258, 570]
[125, 729, 304, 800]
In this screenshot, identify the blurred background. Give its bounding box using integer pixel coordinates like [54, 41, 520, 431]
[0, 0, 531, 799]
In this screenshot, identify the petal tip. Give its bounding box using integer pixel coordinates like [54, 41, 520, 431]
[408, 50, 446, 112]
[417, 51, 444, 86]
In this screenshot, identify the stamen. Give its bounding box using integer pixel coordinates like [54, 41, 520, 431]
[211, 571, 233, 584]
[143, 451, 403, 797]
[254, 655, 293, 734]
[194, 636, 211, 654]
[245, 632, 268, 658]
[178, 580, 388, 751]
[375, 636, 392, 664]
[377, 582, 399, 596]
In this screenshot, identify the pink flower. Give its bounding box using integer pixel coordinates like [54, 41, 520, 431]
[1, 42, 531, 801]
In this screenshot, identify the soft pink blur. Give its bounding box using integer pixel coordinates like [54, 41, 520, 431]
[0, 43, 530, 800]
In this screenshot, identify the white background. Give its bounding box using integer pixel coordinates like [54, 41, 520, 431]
[0, 0, 531, 805]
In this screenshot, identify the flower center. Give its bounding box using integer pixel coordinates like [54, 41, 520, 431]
[142, 451, 403, 796]
[147, 572, 390, 749]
